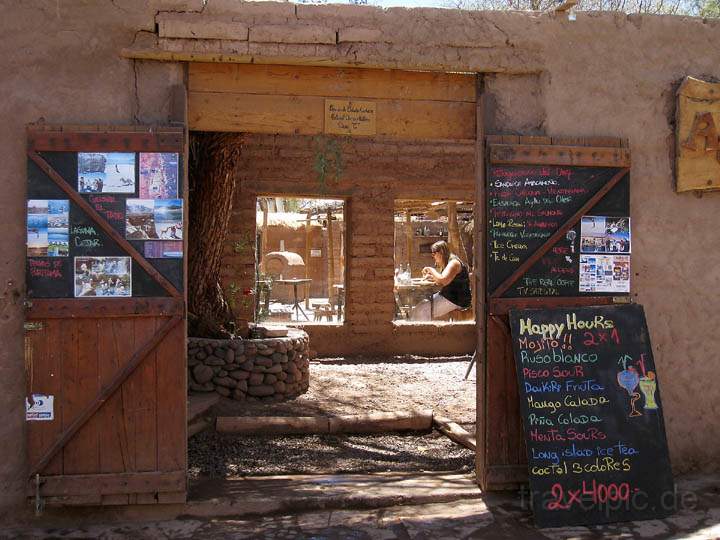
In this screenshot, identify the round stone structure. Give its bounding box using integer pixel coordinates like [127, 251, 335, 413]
[187, 329, 310, 401]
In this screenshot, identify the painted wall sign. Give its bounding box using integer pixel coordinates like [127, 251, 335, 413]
[324, 99, 377, 136]
[676, 76, 720, 192]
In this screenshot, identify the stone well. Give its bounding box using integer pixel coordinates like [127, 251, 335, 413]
[187, 329, 310, 401]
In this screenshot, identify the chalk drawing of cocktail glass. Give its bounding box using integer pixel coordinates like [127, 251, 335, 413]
[617, 357, 642, 417]
[639, 371, 659, 410]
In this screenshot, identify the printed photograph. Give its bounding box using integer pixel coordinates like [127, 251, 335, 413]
[126, 199, 183, 240]
[74, 256, 132, 297]
[580, 216, 631, 254]
[579, 254, 630, 293]
[144, 241, 183, 258]
[139, 153, 179, 199]
[78, 152, 136, 194]
[27, 200, 69, 257]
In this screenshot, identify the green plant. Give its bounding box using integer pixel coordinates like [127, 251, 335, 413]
[232, 232, 254, 255]
[313, 136, 344, 193]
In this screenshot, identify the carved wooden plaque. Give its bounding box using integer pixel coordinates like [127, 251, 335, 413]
[324, 99, 376, 136]
[676, 76, 720, 192]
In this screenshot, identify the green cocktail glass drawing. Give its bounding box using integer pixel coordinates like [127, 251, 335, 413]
[639, 371, 659, 410]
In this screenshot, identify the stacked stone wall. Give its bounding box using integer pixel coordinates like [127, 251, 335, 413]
[187, 330, 310, 401]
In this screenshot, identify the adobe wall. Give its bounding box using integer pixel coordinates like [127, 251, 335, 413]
[1, 0, 719, 518]
[223, 133, 477, 356]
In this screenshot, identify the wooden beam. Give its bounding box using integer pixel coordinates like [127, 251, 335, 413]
[433, 416, 476, 451]
[28, 315, 182, 478]
[189, 63, 476, 102]
[28, 471, 186, 497]
[188, 92, 476, 140]
[488, 296, 615, 316]
[26, 298, 184, 319]
[489, 168, 630, 298]
[27, 128, 183, 152]
[489, 144, 631, 167]
[27, 151, 182, 298]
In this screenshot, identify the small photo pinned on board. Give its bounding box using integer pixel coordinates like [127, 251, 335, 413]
[78, 152, 136, 194]
[126, 199, 183, 240]
[27, 199, 69, 257]
[139, 153, 179, 199]
[144, 240, 183, 258]
[580, 216, 631, 254]
[74, 256, 132, 297]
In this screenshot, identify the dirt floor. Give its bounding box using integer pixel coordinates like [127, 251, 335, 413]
[189, 355, 477, 479]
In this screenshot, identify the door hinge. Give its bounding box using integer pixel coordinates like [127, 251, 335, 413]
[24, 322, 44, 331]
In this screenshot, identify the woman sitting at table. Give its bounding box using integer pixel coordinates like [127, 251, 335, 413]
[410, 240, 472, 321]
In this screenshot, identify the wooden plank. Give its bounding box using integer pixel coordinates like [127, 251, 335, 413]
[490, 168, 630, 298]
[156, 319, 187, 476]
[488, 296, 615, 315]
[189, 63, 476, 103]
[188, 394, 220, 424]
[475, 75, 488, 489]
[63, 320, 99, 475]
[486, 316, 510, 475]
[98, 318, 134, 505]
[29, 316, 182, 478]
[501, 135, 520, 144]
[27, 130, 183, 152]
[131, 319, 158, 473]
[489, 144, 631, 167]
[433, 416, 476, 451]
[29, 471, 186, 497]
[519, 135, 551, 145]
[485, 135, 503, 144]
[28, 151, 181, 298]
[582, 136, 622, 148]
[27, 298, 184, 319]
[188, 92, 476, 140]
[26, 319, 64, 476]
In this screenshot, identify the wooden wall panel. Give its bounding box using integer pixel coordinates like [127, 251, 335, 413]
[188, 92, 475, 139]
[189, 63, 476, 102]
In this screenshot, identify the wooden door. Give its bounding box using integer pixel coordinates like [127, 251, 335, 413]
[479, 136, 631, 490]
[24, 126, 187, 505]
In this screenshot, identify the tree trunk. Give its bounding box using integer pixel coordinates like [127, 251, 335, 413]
[188, 132, 244, 337]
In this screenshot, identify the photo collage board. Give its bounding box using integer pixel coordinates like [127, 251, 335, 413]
[487, 165, 631, 298]
[27, 151, 183, 298]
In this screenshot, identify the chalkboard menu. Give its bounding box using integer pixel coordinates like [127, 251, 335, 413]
[509, 304, 673, 528]
[487, 165, 629, 297]
[26, 151, 183, 298]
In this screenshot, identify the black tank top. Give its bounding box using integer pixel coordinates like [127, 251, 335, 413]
[440, 257, 472, 308]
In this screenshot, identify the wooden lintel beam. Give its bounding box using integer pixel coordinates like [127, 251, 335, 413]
[489, 144, 631, 168]
[488, 296, 616, 316]
[26, 298, 184, 319]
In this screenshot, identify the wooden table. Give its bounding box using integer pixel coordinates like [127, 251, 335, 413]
[394, 279, 440, 319]
[275, 278, 312, 321]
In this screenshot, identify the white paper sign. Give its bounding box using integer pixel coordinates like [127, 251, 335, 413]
[26, 394, 54, 421]
[310, 249, 322, 257]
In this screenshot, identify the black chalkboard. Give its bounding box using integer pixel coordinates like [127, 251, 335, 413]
[26, 151, 183, 298]
[487, 165, 629, 297]
[509, 304, 674, 528]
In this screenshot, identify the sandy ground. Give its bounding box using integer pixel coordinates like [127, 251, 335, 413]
[189, 355, 477, 479]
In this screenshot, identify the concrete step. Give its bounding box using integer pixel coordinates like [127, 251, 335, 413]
[185, 471, 482, 518]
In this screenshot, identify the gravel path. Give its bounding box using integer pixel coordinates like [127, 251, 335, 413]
[189, 356, 477, 479]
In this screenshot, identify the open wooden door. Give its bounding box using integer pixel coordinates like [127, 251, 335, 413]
[478, 136, 631, 490]
[24, 126, 187, 506]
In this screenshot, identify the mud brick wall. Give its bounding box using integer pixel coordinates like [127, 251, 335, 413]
[221, 133, 477, 356]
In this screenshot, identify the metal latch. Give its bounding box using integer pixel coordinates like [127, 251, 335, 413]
[24, 322, 44, 331]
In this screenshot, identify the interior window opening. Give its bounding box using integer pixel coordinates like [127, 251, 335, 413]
[393, 199, 475, 323]
[255, 196, 345, 325]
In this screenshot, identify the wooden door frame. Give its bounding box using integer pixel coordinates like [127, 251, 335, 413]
[476, 133, 631, 490]
[25, 123, 188, 504]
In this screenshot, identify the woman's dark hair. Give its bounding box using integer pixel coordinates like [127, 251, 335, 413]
[431, 240, 451, 268]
